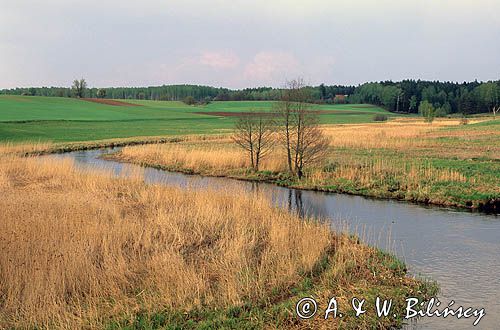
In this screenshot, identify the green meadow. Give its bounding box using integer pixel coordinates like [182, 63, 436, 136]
[0, 96, 396, 142]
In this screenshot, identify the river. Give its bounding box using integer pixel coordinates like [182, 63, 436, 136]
[45, 148, 499, 329]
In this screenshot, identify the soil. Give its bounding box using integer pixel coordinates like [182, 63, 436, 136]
[81, 98, 140, 106]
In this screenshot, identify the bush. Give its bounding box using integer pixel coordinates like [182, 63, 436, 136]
[96, 89, 106, 98]
[435, 107, 447, 117]
[373, 114, 388, 122]
[419, 100, 435, 123]
[182, 96, 196, 105]
[323, 161, 339, 172]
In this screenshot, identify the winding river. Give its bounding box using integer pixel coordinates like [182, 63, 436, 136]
[46, 148, 499, 329]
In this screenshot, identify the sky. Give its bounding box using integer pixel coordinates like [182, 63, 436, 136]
[1, 0, 499, 89]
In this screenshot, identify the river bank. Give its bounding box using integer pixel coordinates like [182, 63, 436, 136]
[3, 118, 498, 213]
[107, 150, 498, 213]
[0, 153, 437, 329]
[106, 119, 500, 214]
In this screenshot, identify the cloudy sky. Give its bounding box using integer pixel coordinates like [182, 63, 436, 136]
[1, 0, 499, 89]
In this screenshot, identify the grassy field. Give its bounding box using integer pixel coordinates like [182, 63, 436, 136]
[0, 96, 396, 142]
[109, 118, 500, 211]
[0, 155, 435, 329]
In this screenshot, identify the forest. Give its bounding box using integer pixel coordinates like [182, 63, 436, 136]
[1, 79, 499, 115]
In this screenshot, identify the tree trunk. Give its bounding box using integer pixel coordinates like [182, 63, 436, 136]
[285, 120, 293, 173]
[255, 143, 260, 171]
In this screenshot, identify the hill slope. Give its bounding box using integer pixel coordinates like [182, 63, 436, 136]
[0, 96, 397, 142]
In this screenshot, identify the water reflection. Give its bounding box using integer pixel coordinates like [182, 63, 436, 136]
[286, 189, 302, 218]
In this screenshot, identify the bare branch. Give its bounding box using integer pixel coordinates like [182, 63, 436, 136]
[232, 110, 275, 171]
[276, 78, 330, 179]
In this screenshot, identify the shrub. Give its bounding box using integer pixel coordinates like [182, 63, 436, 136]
[419, 101, 435, 123]
[373, 114, 388, 122]
[182, 96, 196, 105]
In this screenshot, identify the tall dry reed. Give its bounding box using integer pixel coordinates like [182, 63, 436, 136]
[0, 141, 55, 156]
[0, 156, 331, 329]
[118, 143, 288, 174]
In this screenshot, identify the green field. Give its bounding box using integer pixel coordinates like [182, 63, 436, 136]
[0, 96, 397, 142]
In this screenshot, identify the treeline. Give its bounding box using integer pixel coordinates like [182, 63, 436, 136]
[0, 85, 228, 102]
[214, 85, 355, 102]
[350, 80, 500, 115]
[0, 84, 353, 102]
[1, 80, 498, 114]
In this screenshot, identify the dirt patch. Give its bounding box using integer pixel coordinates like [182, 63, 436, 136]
[81, 98, 140, 107]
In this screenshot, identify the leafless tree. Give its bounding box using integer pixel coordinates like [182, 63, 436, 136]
[275, 78, 330, 179]
[274, 79, 302, 172]
[291, 111, 330, 178]
[232, 111, 275, 171]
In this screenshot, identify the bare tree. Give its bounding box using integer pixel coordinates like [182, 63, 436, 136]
[291, 111, 330, 179]
[275, 78, 330, 179]
[71, 78, 87, 98]
[232, 111, 275, 171]
[274, 79, 305, 172]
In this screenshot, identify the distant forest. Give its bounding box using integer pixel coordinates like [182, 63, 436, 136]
[2, 80, 499, 115]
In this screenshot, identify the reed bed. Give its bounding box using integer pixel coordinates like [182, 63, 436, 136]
[117, 143, 288, 174]
[322, 118, 489, 152]
[0, 141, 55, 156]
[0, 155, 432, 329]
[310, 157, 469, 187]
[110, 118, 499, 209]
[118, 143, 469, 186]
[0, 155, 331, 328]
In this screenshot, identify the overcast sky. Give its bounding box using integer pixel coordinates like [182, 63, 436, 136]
[1, 0, 499, 89]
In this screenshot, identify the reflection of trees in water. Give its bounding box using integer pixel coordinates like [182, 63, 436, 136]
[249, 181, 260, 194]
[286, 189, 332, 220]
[239, 180, 331, 221]
[288, 190, 305, 218]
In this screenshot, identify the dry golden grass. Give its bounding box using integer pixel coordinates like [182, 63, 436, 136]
[0, 156, 331, 329]
[110, 118, 499, 209]
[115, 119, 477, 186]
[322, 118, 494, 155]
[117, 141, 470, 189]
[308, 157, 469, 188]
[117, 142, 288, 174]
[0, 141, 55, 156]
[0, 135, 227, 159]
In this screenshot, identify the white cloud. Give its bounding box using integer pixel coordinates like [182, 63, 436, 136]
[199, 51, 240, 69]
[243, 51, 301, 85]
